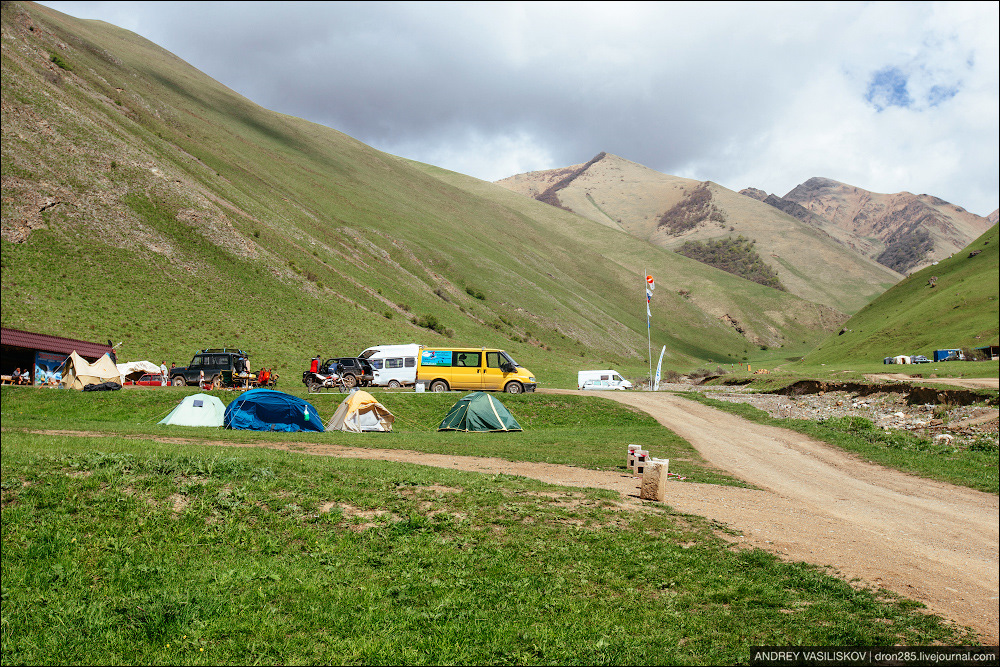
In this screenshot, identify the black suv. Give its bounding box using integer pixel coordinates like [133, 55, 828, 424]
[171, 349, 248, 387]
[322, 357, 374, 388]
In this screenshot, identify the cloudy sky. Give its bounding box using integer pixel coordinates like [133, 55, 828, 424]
[40, 1, 1000, 216]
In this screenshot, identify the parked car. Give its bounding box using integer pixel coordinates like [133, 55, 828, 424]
[321, 357, 374, 388]
[911, 355, 931, 364]
[170, 348, 248, 387]
[581, 379, 628, 391]
[578, 370, 632, 390]
[127, 373, 166, 387]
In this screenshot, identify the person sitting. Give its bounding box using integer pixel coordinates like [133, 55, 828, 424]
[259, 368, 270, 386]
[12, 368, 22, 384]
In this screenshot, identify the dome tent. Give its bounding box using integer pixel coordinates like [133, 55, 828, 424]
[159, 393, 226, 427]
[438, 392, 522, 432]
[224, 388, 323, 432]
[327, 390, 394, 432]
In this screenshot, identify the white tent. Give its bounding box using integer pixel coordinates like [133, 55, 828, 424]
[326, 390, 394, 432]
[117, 360, 161, 382]
[60, 351, 122, 389]
[159, 393, 226, 427]
[893, 355, 912, 365]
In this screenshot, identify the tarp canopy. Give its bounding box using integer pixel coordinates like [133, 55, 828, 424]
[327, 390, 394, 432]
[224, 388, 323, 432]
[60, 351, 122, 390]
[117, 360, 161, 381]
[438, 392, 522, 432]
[160, 393, 226, 427]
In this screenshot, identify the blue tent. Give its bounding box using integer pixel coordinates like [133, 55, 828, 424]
[224, 388, 324, 432]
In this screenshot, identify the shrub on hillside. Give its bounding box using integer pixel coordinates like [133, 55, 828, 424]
[656, 183, 722, 234]
[675, 236, 786, 291]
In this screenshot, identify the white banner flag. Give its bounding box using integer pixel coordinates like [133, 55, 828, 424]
[654, 345, 666, 391]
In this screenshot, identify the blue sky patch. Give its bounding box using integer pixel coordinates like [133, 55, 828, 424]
[927, 84, 959, 107]
[865, 67, 912, 112]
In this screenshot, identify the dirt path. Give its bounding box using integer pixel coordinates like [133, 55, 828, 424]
[864, 373, 1000, 390]
[568, 390, 999, 644]
[20, 393, 1000, 643]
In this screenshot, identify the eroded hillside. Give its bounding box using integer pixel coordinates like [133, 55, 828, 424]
[1, 1, 843, 382]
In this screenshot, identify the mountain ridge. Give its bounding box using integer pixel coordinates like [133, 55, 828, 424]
[496, 153, 901, 314]
[742, 177, 994, 274]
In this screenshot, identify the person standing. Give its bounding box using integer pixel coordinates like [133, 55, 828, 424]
[160, 361, 168, 386]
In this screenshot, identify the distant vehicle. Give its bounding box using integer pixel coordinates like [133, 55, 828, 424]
[933, 349, 965, 362]
[320, 357, 374, 388]
[883, 357, 895, 365]
[171, 348, 247, 387]
[417, 347, 536, 393]
[911, 355, 931, 364]
[127, 373, 166, 387]
[581, 379, 628, 391]
[359, 344, 421, 388]
[577, 370, 632, 390]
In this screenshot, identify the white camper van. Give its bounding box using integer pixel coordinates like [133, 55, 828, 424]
[359, 344, 421, 388]
[577, 370, 632, 390]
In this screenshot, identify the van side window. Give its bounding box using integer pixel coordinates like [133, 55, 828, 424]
[486, 352, 504, 368]
[404, 357, 415, 368]
[385, 358, 403, 369]
[453, 352, 481, 367]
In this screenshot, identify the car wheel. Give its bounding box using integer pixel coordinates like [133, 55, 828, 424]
[430, 380, 448, 392]
[387, 380, 401, 389]
[343, 374, 358, 388]
[505, 382, 523, 394]
[171, 376, 186, 387]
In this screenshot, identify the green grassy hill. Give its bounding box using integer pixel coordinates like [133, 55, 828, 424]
[1, 2, 842, 387]
[799, 224, 999, 366]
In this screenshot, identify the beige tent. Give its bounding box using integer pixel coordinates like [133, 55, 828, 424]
[326, 390, 394, 432]
[60, 351, 123, 390]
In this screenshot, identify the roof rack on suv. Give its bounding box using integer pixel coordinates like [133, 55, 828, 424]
[201, 348, 247, 355]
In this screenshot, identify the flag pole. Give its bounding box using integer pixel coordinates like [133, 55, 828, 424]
[645, 270, 652, 390]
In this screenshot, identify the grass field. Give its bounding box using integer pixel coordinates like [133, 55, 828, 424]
[2, 396, 977, 664]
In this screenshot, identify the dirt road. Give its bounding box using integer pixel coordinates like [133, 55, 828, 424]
[22, 391, 1000, 642]
[865, 373, 1000, 390]
[571, 390, 999, 644]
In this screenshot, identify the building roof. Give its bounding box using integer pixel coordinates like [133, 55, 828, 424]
[1, 327, 112, 360]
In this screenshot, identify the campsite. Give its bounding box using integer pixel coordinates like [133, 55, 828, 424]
[1, 1, 998, 663]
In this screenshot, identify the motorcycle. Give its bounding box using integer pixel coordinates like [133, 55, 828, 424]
[302, 369, 347, 393]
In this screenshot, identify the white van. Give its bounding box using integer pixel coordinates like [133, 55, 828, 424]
[578, 370, 632, 390]
[359, 344, 421, 388]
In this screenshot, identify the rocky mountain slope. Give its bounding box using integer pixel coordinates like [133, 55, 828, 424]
[496, 154, 902, 315]
[743, 178, 994, 275]
[0, 1, 843, 383]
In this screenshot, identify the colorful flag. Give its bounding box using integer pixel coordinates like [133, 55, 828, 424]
[646, 275, 655, 291]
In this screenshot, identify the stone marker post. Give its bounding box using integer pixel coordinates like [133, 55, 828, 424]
[640, 459, 669, 502]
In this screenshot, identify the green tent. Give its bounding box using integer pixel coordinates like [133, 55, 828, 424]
[438, 392, 522, 432]
[159, 393, 226, 427]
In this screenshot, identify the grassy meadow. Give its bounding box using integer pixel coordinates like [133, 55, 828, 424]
[1, 387, 978, 665]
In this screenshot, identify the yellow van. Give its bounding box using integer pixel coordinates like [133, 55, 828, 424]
[417, 348, 536, 393]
